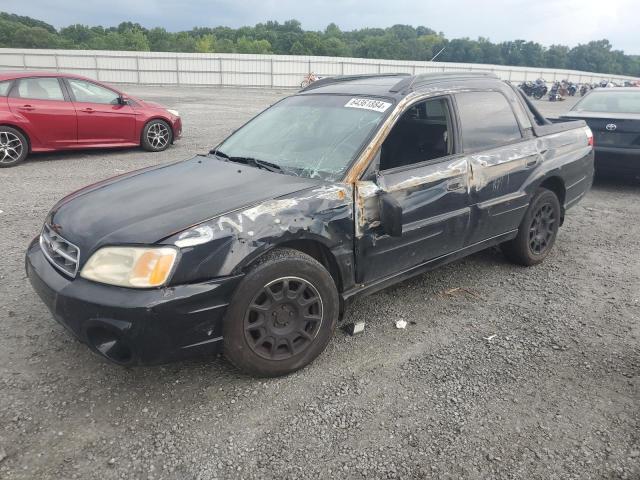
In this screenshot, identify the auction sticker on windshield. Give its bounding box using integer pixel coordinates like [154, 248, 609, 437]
[345, 98, 392, 112]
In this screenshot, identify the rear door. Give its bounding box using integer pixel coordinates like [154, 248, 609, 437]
[63, 78, 137, 145]
[355, 96, 471, 283]
[454, 89, 542, 244]
[7, 76, 77, 148]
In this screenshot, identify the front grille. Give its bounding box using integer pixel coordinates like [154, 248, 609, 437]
[40, 224, 80, 277]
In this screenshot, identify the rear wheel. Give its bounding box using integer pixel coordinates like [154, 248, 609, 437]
[0, 127, 28, 167]
[141, 119, 172, 152]
[502, 188, 561, 266]
[223, 248, 339, 377]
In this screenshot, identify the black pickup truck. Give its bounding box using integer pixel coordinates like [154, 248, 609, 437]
[26, 72, 594, 376]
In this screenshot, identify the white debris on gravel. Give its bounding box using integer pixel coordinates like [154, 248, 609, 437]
[395, 319, 407, 329]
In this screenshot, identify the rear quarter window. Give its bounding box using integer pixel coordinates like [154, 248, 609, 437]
[14, 77, 65, 101]
[455, 91, 523, 151]
[0, 80, 12, 96]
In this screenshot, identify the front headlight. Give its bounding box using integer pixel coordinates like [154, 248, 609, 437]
[166, 109, 180, 117]
[80, 246, 178, 288]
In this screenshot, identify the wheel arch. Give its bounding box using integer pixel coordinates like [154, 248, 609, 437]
[236, 237, 345, 293]
[141, 116, 175, 144]
[0, 123, 31, 152]
[538, 175, 566, 223]
[236, 237, 348, 321]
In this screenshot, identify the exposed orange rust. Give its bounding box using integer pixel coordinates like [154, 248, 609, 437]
[343, 92, 423, 184]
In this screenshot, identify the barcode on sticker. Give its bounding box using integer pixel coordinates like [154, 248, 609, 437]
[345, 98, 392, 112]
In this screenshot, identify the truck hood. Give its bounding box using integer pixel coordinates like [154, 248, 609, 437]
[49, 156, 322, 257]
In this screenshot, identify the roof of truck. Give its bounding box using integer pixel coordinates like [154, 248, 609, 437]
[298, 72, 501, 98]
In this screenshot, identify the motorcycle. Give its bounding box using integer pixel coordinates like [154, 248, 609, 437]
[532, 83, 548, 99]
[519, 80, 547, 99]
[548, 82, 565, 101]
[580, 84, 589, 96]
[300, 72, 319, 88]
[519, 81, 535, 97]
[567, 83, 577, 96]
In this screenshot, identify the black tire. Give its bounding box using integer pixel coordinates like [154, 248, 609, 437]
[223, 248, 339, 377]
[502, 188, 561, 266]
[0, 126, 28, 167]
[141, 119, 172, 152]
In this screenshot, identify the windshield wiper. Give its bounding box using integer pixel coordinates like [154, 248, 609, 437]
[209, 149, 284, 174]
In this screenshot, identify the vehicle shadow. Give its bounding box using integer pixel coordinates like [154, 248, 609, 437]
[592, 174, 640, 192]
[24, 147, 145, 164]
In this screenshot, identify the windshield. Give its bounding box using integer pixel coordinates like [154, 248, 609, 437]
[573, 90, 640, 114]
[214, 94, 392, 180]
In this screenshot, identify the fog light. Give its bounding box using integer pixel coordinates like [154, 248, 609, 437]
[86, 327, 133, 365]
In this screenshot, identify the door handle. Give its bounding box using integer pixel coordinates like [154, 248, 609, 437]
[81, 108, 95, 113]
[447, 180, 464, 191]
[526, 158, 539, 168]
[18, 105, 35, 111]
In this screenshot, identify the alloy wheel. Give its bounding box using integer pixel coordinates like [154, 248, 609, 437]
[244, 276, 323, 361]
[528, 203, 556, 255]
[146, 123, 170, 150]
[0, 131, 24, 165]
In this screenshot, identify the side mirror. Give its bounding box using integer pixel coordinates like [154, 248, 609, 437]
[118, 95, 129, 105]
[379, 192, 403, 237]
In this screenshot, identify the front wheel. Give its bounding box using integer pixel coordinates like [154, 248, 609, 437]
[502, 188, 561, 266]
[141, 119, 172, 152]
[0, 127, 28, 167]
[223, 248, 339, 377]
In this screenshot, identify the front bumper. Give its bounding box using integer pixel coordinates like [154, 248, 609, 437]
[594, 146, 640, 176]
[25, 239, 242, 365]
[172, 117, 183, 141]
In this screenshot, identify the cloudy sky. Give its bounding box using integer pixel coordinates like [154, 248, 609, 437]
[4, 0, 638, 54]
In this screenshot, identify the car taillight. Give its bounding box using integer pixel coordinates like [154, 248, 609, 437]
[585, 126, 594, 146]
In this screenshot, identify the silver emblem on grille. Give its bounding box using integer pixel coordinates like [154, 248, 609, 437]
[605, 123, 617, 131]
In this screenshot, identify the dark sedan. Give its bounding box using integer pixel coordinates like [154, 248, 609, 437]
[560, 87, 640, 178]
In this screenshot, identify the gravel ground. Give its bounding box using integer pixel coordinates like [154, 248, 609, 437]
[0, 86, 638, 480]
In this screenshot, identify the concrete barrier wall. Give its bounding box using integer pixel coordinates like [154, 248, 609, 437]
[0, 48, 636, 88]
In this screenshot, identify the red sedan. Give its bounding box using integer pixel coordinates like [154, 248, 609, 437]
[0, 72, 182, 167]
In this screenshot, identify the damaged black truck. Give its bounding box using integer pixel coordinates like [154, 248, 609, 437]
[26, 73, 594, 376]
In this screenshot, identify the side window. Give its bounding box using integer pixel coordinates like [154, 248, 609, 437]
[15, 77, 65, 101]
[455, 91, 522, 151]
[380, 97, 452, 171]
[0, 80, 12, 96]
[67, 79, 120, 104]
[507, 90, 532, 131]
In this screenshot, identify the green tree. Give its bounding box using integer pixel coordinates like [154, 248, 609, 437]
[215, 38, 235, 53]
[289, 40, 308, 55]
[194, 34, 215, 53]
[147, 27, 173, 51]
[545, 44, 569, 68]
